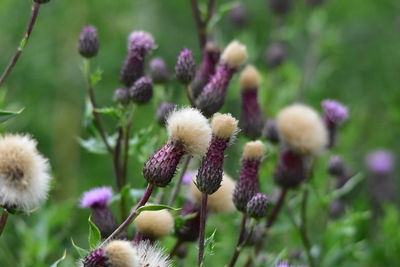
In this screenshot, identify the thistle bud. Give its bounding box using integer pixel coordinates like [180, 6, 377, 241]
[247, 193, 269, 219]
[196, 41, 248, 117]
[196, 113, 238, 194]
[327, 155, 345, 176]
[274, 148, 307, 189]
[175, 48, 196, 84]
[262, 119, 280, 144]
[269, 0, 293, 15]
[239, 65, 264, 139]
[175, 201, 200, 242]
[156, 101, 175, 126]
[191, 42, 221, 99]
[149, 57, 170, 83]
[276, 104, 328, 156]
[321, 100, 349, 148]
[120, 31, 155, 87]
[78, 25, 99, 58]
[113, 87, 130, 105]
[265, 41, 287, 68]
[233, 141, 265, 212]
[134, 207, 174, 240]
[79, 187, 119, 238]
[129, 77, 153, 104]
[143, 107, 211, 187]
[229, 3, 248, 28]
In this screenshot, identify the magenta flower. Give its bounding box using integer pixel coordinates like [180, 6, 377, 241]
[322, 99, 349, 125]
[79, 187, 112, 209]
[366, 150, 394, 175]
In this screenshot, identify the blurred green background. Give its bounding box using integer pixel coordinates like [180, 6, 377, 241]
[0, 0, 399, 266]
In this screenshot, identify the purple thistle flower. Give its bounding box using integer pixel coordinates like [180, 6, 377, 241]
[247, 193, 269, 219]
[82, 248, 107, 266]
[182, 171, 196, 185]
[175, 200, 201, 242]
[80, 187, 112, 209]
[175, 48, 196, 84]
[265, 41, 287, 68]
[128, 31, 155, 52]
[322, 100, 349, 125]
[233, 141, 265, 212]
[275, 262, 291, 267]
[129, 76, 153, 104]
[366, 150, 394, 175]
[327, 155, 346, 177]
[191, 42, 221, 99]
[155, 101, 175, 126]
[78, 25, 99, 58]
[240, 89, 264, 139]
[113, 87, 130, 105]
[274, 148, 307, 189]
[150, 57, 170, 84]
[120, 31, 155, 87]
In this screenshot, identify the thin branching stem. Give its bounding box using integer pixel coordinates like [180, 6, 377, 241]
[0, 2, 41, 87]
[100, 183, 154, 246]
[168, 156, 192, 206]
[189, 0, 217, 50]
[227, 213, 248, 267]
[169, 239, 184, 259]
[198, 193, 208, 266]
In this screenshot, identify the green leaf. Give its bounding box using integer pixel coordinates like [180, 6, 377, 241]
[71, 239, 88, 258]
[6, 207, 25, 215]
[88, 216, 102, 250]
[0, 108, 24, 123]
[78, 137, 108, 154]
[94, 107, 122, 119]
[203, 229, 217, 261]
[175, 212, 198, 231]
[136, 204, 180, 215]
[50, 250, 67, 267]
[90, 68, 103, 86]
[325, 173, 364, 203]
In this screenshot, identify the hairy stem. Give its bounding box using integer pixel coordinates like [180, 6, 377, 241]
[0, 208, 9, 237]
[198, 193, 208, 266]
[0, 2, 41, 87]
[227, 213, 248, 267]
[168, 156, 192, 206]
[101, 183, 154, 246]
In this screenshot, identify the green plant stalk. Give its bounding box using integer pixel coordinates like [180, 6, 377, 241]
[0, 208, 8, 237]
[198, 193, 208, 266]
[227, 213, 248, 267]
[189, 0, 216, 50]
[0, 2, 41, 87]
[167, 156, 192, 206]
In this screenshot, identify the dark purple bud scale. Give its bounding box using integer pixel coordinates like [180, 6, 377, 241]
[120, 51, 146, 87]
[91, 206, 118, 238]
[150, 57, 170, 84]
[191, 44, 221, 99]
[78, 26, 99, 58]
[229, 3, 249, 28]
[130, 77, 153, 104]
[196, 135, 230, 194]
[327, 155, 345, 177]
[265, 41, 287, 68]
[262, 119, 280, 144]
[233, 159, 261, 212]
[247, 193, 269, 219]
[240, 89, 264, 139]
[175, 48, 196, 84]
[269, 0, 293, 15]
[274, 148, 307, 189]
[83, 248, 108, 267]
[175, 201, 200, 242]
[156, 101, 175, 126]
[195, 63, 235, 117]
[113, 88, 130, 105]
[143, 141, 185, 187]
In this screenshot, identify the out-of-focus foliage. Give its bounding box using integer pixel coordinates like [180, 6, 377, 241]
[0, 0, 399, 266]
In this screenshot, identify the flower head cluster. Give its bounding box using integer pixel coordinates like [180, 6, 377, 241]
[150, 57, 170, 84]
[247, 193, 269, 219]
[175, 48, 196, 84]
[0, 134, 51, 212]
[80, 187, 112, 209]
[78, 25, 99, 58]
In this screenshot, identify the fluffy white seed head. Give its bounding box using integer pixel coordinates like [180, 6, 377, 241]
[239, 65, 261, 90]
[0, 134, 51, 211]
[211, 113, 239, 139]
[104, 240, 139, 267]
[166, 107, 212, 156]
[276, 104, 328, 156]
[191, 173, 236, 213]
[221, 40, 248, 68]
[242, 140, 265, 160]
[134, 207, 174, 238]
[133, 241, 172, 267]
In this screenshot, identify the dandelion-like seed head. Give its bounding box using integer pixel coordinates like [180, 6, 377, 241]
[242, 140, 265, 160]
[79, 186, 112, 209]
[166, 107, 212, 156]
[104, 240, 138, 267]
[221, 40, 248, 68]
[276, 104, 328, 156]
[0, 134, 51, 211]
[239, 65, 261, 90]
[134, 207, 174, 239]
[133, 241, 172, 267]
[211, 113, 239, 139]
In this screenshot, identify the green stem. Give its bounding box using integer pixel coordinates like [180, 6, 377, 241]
[0, 208, 9, 237]
[168, 156, 192, 206]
